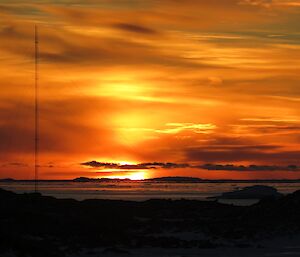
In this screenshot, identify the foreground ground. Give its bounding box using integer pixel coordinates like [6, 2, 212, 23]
[0, 188, 299, 257]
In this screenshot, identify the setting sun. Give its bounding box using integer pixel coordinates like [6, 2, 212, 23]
[105, 171, 147, 180]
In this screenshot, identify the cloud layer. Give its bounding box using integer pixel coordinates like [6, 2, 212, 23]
[82, 161, 300, 172]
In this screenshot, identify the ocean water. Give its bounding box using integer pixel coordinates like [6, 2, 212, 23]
[0, 181, 299, 203]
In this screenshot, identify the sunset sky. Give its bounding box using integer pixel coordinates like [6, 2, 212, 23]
[0, 0, 300, 180]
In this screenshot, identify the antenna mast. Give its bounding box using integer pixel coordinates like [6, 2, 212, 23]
[34, 25, 39, 193]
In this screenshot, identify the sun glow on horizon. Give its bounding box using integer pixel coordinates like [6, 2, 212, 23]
[105, 171, 148, 180]
[90, 160, 148, 180]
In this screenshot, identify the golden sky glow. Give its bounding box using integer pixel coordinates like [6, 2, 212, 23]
[0, 0, 300, 179]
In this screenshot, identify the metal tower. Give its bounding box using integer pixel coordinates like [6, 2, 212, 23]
[34, 25, 39, 193]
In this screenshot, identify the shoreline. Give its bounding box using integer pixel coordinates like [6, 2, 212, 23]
[1, 178, 300, 183]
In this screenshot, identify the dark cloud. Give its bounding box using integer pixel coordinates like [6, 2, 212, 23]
[195, 145, 282, 151]
[113, 23, 158, 34]
[1, 26, 17, 37]
[1, 162, 28, 167]
[81, 161, 120, 169]
[185, 146, 300, 164]
[198, 163, 300, 172]
[141, 162, 190, 169]
[42, 170, 110, 178]
[81, 160, 300, 172]
[233, 124, 300, 135]
[81, 161, 190, 170]
[0, 19, 227, 70]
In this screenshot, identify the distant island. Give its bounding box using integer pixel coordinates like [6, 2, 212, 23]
[0, 178, 15, 182]
[71, 176, 300, 183]
[73, 176, 204, 183]
[1, 176, 300, 183]
[212, 185, 284, 200]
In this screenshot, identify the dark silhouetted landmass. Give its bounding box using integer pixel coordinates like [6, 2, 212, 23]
[71, 176, 300, 183]
[214, 185, 283, 199]
[0, 188, 299, 256]
[0, 178, 15, 182]
[146, 176, 203, 182]
[1, 177, 300, 183]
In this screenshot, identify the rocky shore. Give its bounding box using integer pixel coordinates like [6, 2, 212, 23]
[0, 188, 299, 256]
